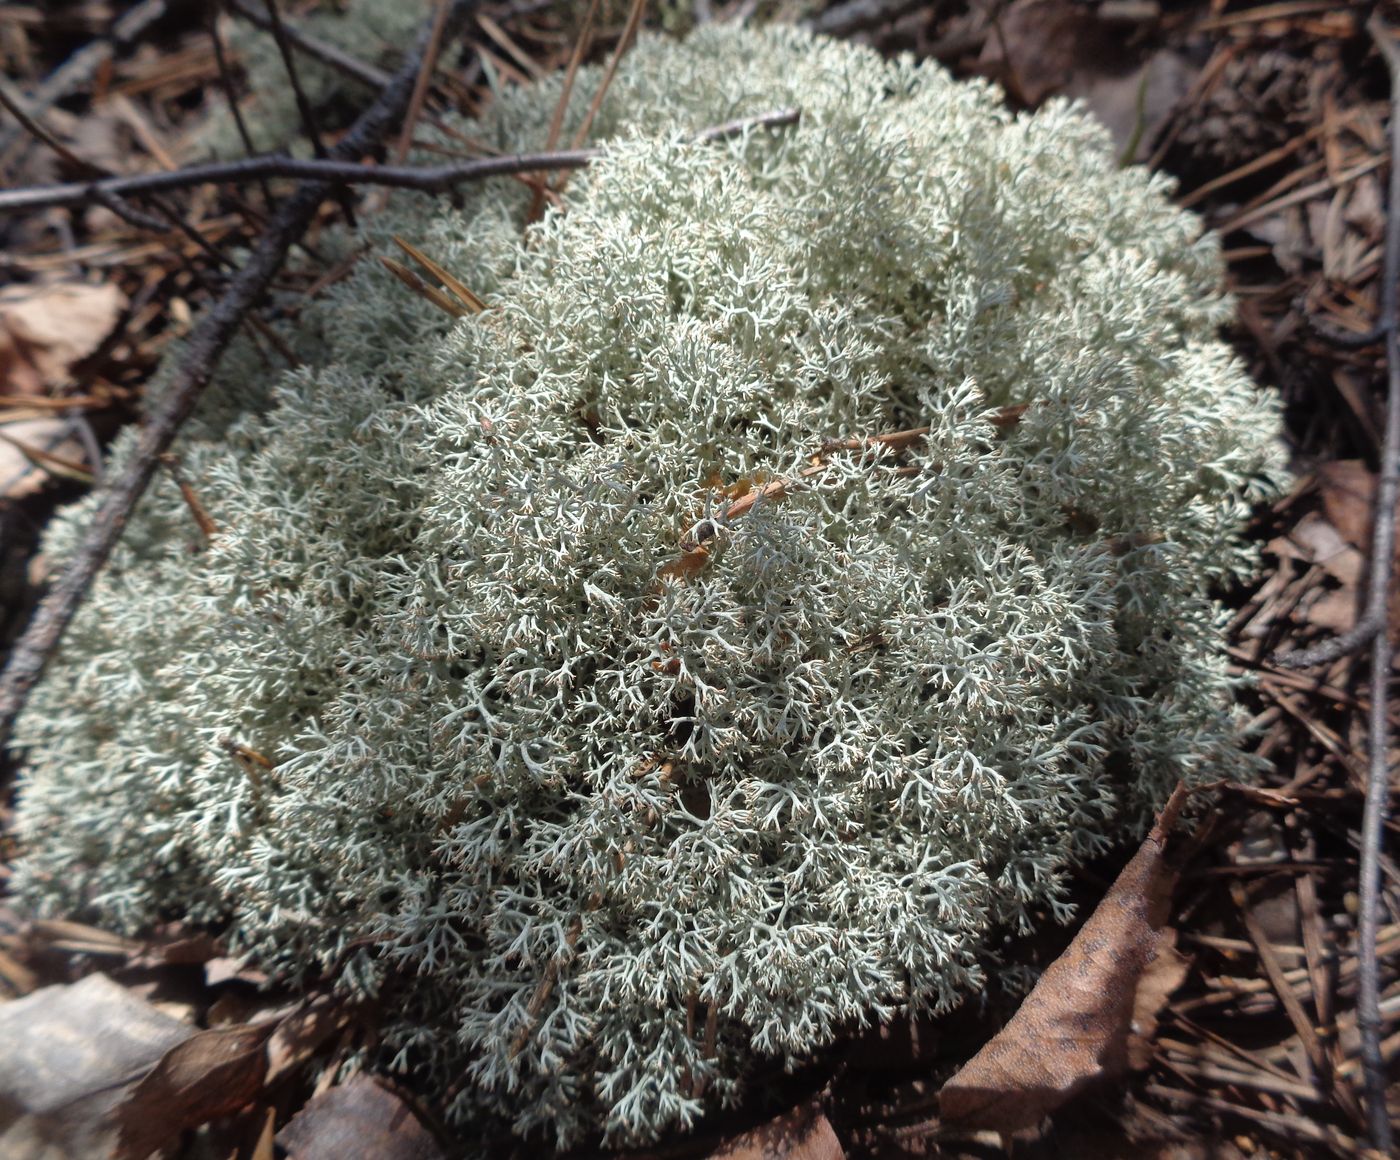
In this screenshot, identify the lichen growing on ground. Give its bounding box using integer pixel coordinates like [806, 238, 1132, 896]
[14, 23, 1283, 1146]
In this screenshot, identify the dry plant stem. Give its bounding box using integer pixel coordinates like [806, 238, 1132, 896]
[0, 0, 484, 751]
[391, 0, 453, 167]
[210, 4, 275, 208]
[261, 0, 332, 161]
[0, 109, 802, 216]
[226, 0, 393, 91]
[1277, 15, 1400, 1154]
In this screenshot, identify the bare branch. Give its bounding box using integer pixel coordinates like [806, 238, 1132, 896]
[225, 0, 393, 91]
[1275, 14, 1400, 1155]
[261, 0, 333, 161]
[208, 3, 274, 207]
[0, 0, 486, 749]
[0, 108, 802, 217]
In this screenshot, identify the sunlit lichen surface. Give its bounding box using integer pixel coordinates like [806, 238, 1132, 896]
[16, 25, 1282, 1145]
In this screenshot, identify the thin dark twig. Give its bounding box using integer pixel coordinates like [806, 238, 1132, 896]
[1355, 20, 1400, 1152]
[226, 0, 393, 91]
[0, 81, 103, 178]
[261, 0, 331, 160]
[1275, 14, 1400, 1155]
[0, 108, 802, 217]
[805, 0, 930, 37]
[260, 0, 356, 230]
[0, 0, 485, 751]
[1276, 11, 1400, 674]
[209, 3, 275, 207]
[0, 70, 237, 276]
[90, 188, 170, 234]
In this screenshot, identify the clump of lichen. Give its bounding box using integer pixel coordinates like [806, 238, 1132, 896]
[15, 23, 1282, 1147]
[202, 0, 435, 158]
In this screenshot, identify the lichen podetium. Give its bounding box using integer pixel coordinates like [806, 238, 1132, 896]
[15, 24, 1284, 1146]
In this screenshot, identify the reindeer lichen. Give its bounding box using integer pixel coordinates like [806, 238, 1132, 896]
[14, 24, 1283, 1146]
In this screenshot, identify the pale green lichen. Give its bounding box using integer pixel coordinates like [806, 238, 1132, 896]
[15, 24, 1283, 1146]
[202, 0, 435, 158]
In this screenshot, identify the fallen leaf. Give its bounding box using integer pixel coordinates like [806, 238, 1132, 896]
[113, 1022, 275, 1160]
[276, 1076, 444, 1160]
[266, 996, 356, 1082]
[0, 974, 193, 1160]
[0, 282, 124, 396]
[205, 954, 270, 988]
[978, 0, 1111, 105]
[1075, 51, 1198, 163]
[938, 784, 1188, 1131]
[1305, 585, 1361, 634]
[1317, 460, 1382, 554]
[708, 1102, 844, 1160]
[0, 418, 91, 500]
[1125, 934, 1190, 1069]
[1273, 510, 1363, 584]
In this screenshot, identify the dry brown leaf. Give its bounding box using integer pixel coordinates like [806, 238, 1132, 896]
[708, 1102, 844, 1160]
[1305, 585, 1361, 633]
[205, 954, 270, 988]
[938, 783, 1188, 1131]
[276, 1075, 444, 1160]
[266, 996, 356, 1083]
[112, 1022, 275, 1160]
[1317, 459, 1382, 553]
[0, 417, 91, 501]
[1275, 509, 1364, 585]
[977, 0, 1111, 105]
[0, 282, 124, 396]
[0, 974, 193, 1160]
[1075, 51, 1198, 163]
[1126, 934, 1191, 1070]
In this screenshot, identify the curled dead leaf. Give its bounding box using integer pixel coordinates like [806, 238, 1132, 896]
[276, 1075, 444, 1160]
[707, 1102, 844, 1160]
[0, 281, 124, 396]
[0, 975, 193, 1160]
[112, 1022, 275, 1160]
[938, 783, 1189, 1131]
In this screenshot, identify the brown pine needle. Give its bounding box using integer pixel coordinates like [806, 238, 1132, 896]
[159, 453, 219, 541]
[379, 256, 471, 319]
[391, 235, 487, 313]
[531, 0, 600, 221]
[0, 430, 93, 485]
[568, 0, 648, 152]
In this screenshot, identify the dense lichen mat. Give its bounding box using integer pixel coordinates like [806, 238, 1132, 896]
[15, 24, 1282, 1145]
